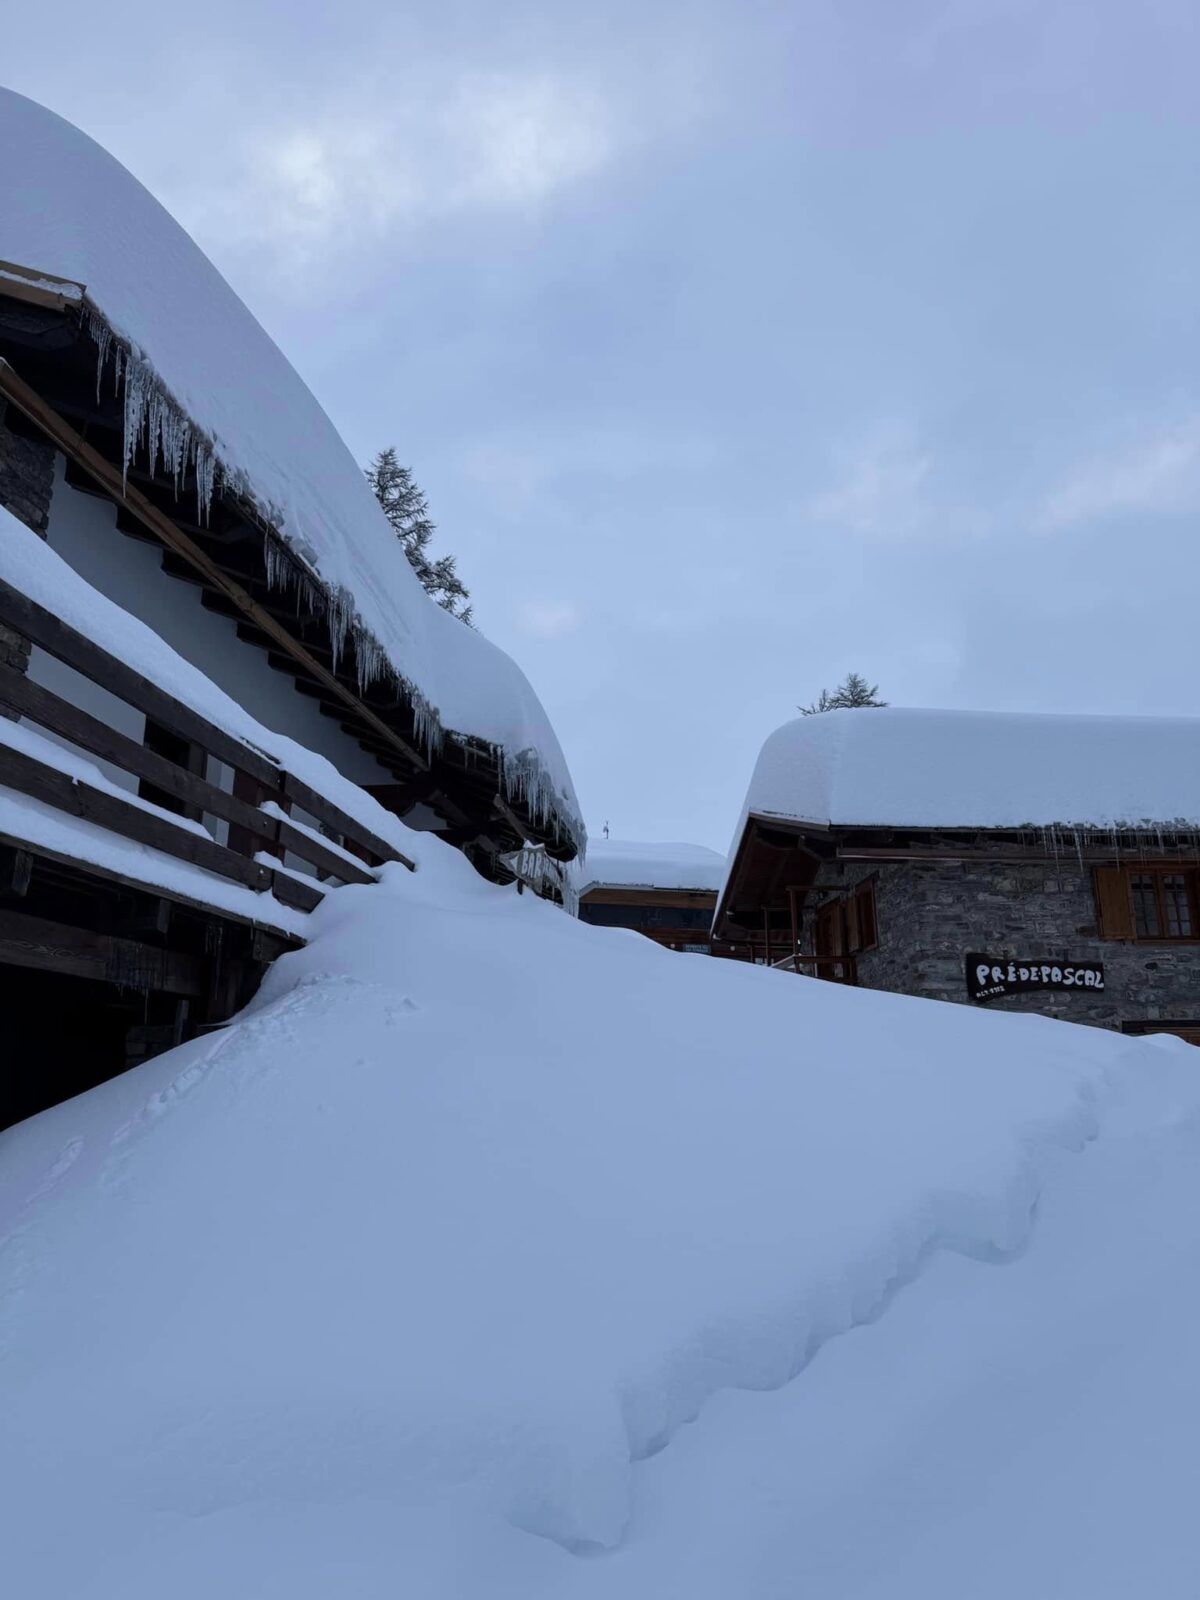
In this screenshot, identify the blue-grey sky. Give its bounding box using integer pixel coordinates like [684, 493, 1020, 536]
[6, 2, 1200, 849]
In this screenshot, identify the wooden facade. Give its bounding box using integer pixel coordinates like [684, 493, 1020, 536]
[577, 884, 747, 957]
[0, 261, 579, 875]
[0, 257, 577, 1127]
[0, 552, 420, 1128]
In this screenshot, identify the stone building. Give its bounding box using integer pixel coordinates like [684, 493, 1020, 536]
[714, 707, 1200, 1040]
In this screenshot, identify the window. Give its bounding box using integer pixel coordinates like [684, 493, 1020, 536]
[1096, 866, 1199, 942]
[845, 881, 878, 953]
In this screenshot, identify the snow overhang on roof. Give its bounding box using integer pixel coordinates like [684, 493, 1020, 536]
[0, 88, 583, 858]
[732, 707, 1200, 835]
[715, 706, 1200, 924]
[577, 841, 727, 896]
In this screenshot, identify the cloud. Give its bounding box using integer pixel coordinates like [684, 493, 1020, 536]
[450, 73, 615, 208]
[1037, 417, 1200, 530]
[171, 68, 620, 280]
[515, 599, 581, 638]
[805, 426, 935, 539]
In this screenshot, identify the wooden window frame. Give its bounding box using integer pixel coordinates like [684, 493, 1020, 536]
[1095, 864, 1200, 944]
[844, 880, 879, 955]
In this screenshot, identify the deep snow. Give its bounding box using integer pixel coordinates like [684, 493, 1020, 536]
[3, 817, 1197, 1597]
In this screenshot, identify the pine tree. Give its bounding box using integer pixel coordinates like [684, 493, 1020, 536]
[365, 447, 473, 624]
[800, 672, 887, 715]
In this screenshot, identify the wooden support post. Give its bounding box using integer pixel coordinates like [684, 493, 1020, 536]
[4, 847, 33, 898]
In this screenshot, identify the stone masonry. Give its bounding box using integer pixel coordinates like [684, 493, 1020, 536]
[804, 853, 1200, 1031]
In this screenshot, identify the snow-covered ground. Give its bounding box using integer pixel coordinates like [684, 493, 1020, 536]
[3, 820, 1197, 1597]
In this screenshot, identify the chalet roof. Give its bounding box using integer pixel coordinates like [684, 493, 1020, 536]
[0, 88, 582, 855]
[578, 840, 726, 895]
[729, 707, 1200, 841]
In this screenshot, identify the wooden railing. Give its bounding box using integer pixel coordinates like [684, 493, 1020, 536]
[770, 951, 857, 982]
[0, 572, 414, 922]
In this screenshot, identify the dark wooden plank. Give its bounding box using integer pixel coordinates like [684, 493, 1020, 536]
[268, 869, 324, 913]
[273, 816, 377, 885]
[0, 572, 282, 787]
[0, 742, 273, 892]
[281, 772, 414, 871]
[0, 825, 300, 939]
[0, 663, 280, 848]
[0, 906, 206, 995]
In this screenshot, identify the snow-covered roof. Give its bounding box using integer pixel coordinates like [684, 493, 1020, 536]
[578, 840, 726, 894]
[0, 88, 582, 852]
[731, 707, 1200, 839]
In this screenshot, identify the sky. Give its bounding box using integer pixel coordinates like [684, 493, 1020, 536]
[4, 1, 1200, 851]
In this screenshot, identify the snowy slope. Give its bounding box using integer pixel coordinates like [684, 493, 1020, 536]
[3, 813, 1196, 1597]
[0, 88, 581, 847]
[577, 838, 726, 893]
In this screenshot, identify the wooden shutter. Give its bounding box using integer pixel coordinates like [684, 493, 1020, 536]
[1094, 866, 1134, 939]
[845, 893, 861, 952]
[857, 884, 878, 950]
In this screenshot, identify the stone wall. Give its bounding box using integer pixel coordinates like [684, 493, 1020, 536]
[0, 402, 54, 535]
[803, 853, 1200, 1030]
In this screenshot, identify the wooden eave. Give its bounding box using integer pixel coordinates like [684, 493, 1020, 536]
[581, 885, 718, 911]
[714, 812, 1200, 939]
[0, 277, 579, 869]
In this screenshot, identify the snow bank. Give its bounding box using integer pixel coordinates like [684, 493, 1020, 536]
[577, 838, 726, 893]
[733, 704, 1200, 836]
[0, 88, 582, 850]
[0, 824, 1164, 1597]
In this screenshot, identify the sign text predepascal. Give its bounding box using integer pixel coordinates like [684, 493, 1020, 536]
[965, 954, 1105, 1003]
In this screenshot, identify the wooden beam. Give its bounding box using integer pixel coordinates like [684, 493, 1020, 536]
[581, 887, 718, 910]
[273, 817, 377, 885]
[281, 773, 415, 872]
[0, 663, 279, 848]
[0, 906, 205, 996]
[0, 573, 281, 787]
[0, 259, 85, 314]
[0, 741, 273, 892]
[267, 869, 323, 913]
[0, 357, 428, 775]
[0, 826, 298, 940]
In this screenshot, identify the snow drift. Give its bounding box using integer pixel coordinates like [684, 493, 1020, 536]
[3, 810, 1191, 1597]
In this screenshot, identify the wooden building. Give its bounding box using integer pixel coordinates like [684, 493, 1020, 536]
[577, 841, 731, 955]
[715, 708, 1200, 1040]
[0, 91, 582, 1128]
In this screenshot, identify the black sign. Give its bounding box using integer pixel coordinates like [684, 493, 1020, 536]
[966, 954, 1104, 1003]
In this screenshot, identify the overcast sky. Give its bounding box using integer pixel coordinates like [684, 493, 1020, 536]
[6, 2, 1200, 850]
